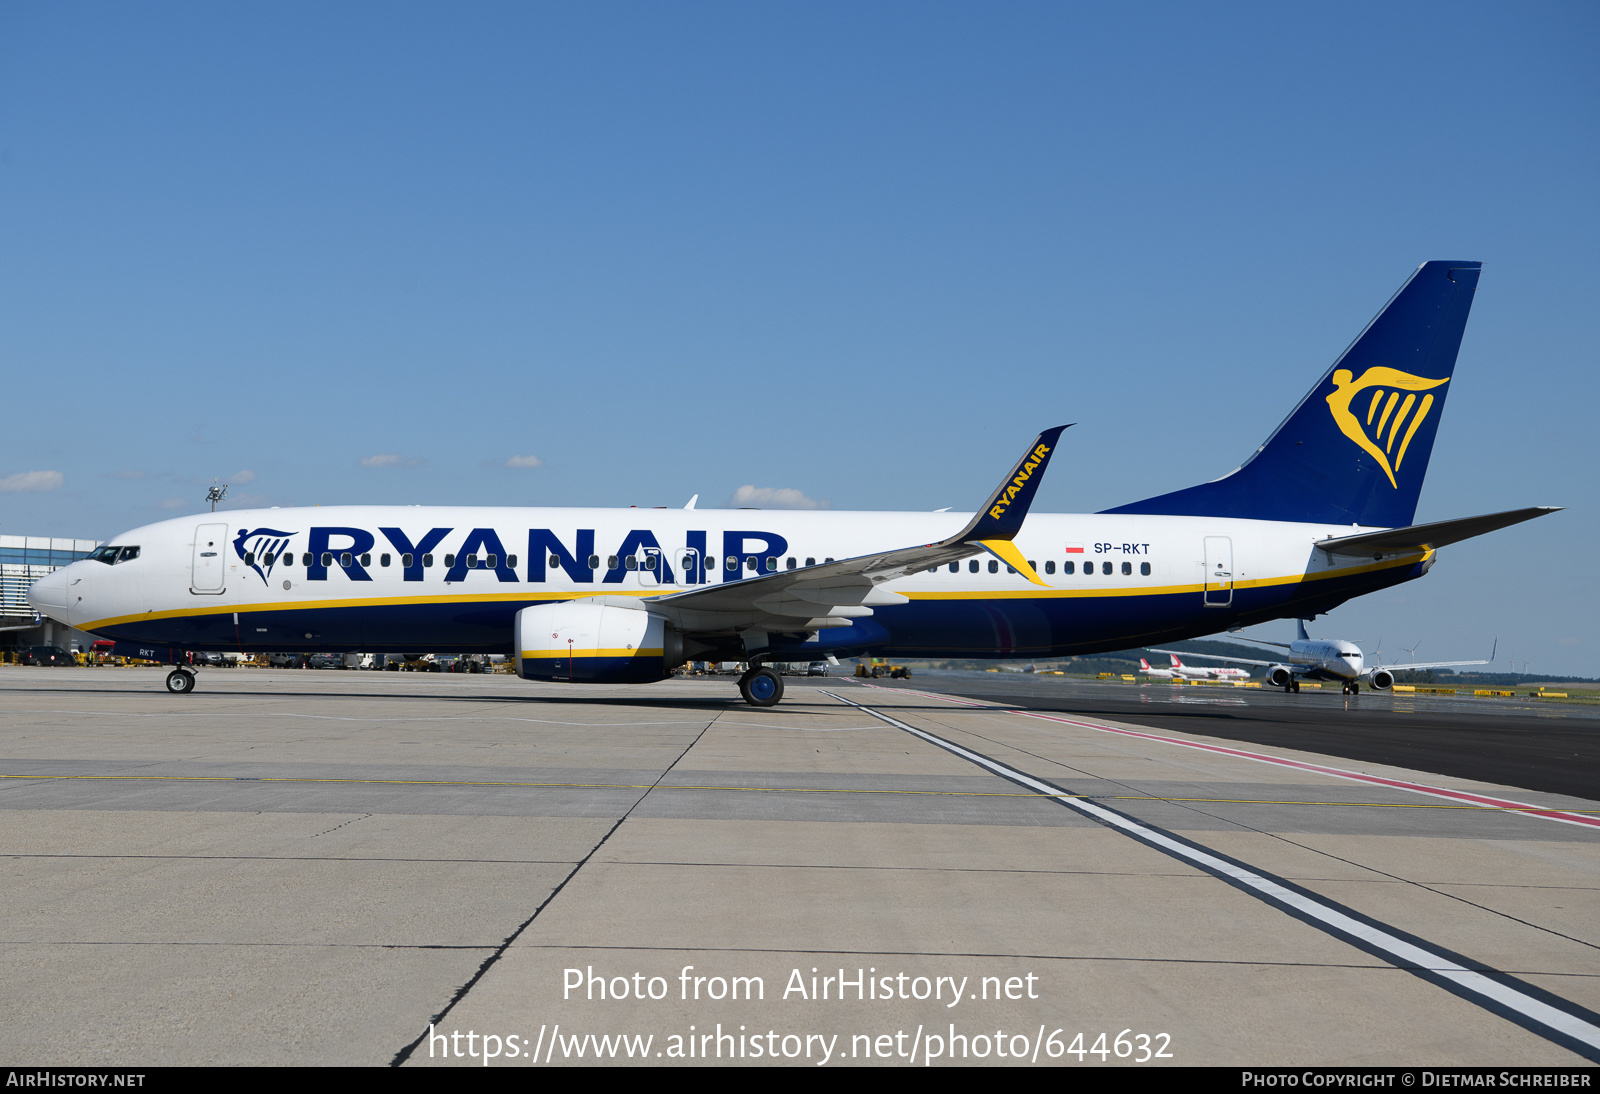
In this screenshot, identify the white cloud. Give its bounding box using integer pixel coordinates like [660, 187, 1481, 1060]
[227, 470, 256, 485]
[728, 485, 829, 510]
[0, 470, 64, 493]
[503, 454, 544, 469]
[359, 454, 423, 468]
[159, 498, 188, 510]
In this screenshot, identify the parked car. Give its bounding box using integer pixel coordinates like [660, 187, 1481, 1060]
[807, 661, 828, 676]
[21, 646, 73, 666]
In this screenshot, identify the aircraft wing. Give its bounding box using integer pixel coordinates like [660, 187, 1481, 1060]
[1315, 507, 1561, 556]
[1369, 639, 1495, 677]
[644, 426, 1070, 636]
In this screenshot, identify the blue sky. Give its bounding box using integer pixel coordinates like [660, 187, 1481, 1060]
[2, 3, 1595, 674]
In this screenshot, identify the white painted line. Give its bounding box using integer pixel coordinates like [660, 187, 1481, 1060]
[864, 683, 1600, 831]
[825, 690, 1600, 1061]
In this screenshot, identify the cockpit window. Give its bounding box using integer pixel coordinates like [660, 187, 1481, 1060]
[90, 546, 140, 565]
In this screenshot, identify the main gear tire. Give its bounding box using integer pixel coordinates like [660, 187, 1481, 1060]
[739, 667, 784, 707]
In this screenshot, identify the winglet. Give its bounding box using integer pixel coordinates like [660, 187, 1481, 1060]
[952, 425, 1071, 544]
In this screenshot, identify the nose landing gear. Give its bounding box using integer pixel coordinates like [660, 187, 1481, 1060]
[165, 669, 195, 695]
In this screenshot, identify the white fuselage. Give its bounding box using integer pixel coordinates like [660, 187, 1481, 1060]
[32, 506, 1430, 662]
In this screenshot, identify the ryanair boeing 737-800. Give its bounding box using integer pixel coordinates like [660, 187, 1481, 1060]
[28, 261, 1559, 705]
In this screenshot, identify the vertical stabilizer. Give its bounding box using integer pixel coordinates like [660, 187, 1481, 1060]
[1104, 262, 1481, 528]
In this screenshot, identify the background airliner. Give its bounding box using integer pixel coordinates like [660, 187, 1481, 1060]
[1164, 654, 1251, 682]
[1150, 622, 1494, 695]
[29, 261, 1558, 705]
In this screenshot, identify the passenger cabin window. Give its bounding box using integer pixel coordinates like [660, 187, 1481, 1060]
[988, 560, 998, 573]
[625, 555, 637, 570]
[1006, 564, 1015, 574]
[244, 552, 255, 566]
[303, 553, 313, 566]
[824, 558, 834, 564]
[507, 555, 517, 569]
[321, 553, 334, 567]
[1064, 561, 1074, 574]
[361, 553, 372, 567]
[466, 554, 479, 568]
[765, 557, 776, 572]
[551, 555, 562, 568]
[1045, 561, 1056, 574]
[969, 560, 979, 573]
[380, 553, 391, 567]
[948, 561, 959, 573]
[340, 552, 352, 568]
[726, 556, 737, 570]
[1121, 561, 1131, 575]
[444, 554, 456, 567]
[588, 555, 601, 569]
[786, 557, 796, 570]
[401, 553, 413, 568]
[1101, 561, 1112, 575]
[422, 553, 434, 568]
[1140, 562, 1151, 576]
[805, 557, 816, 567]
[263, 553, 275, 566]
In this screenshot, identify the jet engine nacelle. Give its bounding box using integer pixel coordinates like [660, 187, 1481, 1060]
[1369, 669, 1394, 691]
[1266, 664, 1295, 688]
[514, 601, 682, 684]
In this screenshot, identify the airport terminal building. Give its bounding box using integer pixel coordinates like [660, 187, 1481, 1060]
[1, 534, 101, 653]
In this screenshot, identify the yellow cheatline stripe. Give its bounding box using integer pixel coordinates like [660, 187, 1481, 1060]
[3, 773, 1590, 813]
[976, 539, 1048, 587]
[904, 551, 1429, 601]
[519, 648, 664, 660]
[76, 551, 1432, 628]
[77, 588, 660, 633]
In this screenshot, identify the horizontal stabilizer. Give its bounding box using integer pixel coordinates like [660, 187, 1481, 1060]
[1316, 506, 1561, 555]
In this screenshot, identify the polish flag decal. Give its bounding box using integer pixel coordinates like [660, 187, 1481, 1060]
[1064, 543, 1084, 554]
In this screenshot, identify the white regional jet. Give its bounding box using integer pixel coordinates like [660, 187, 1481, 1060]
[1150, 622, 1494, 695]
[29, 261, 1558, 706]
[1164, 654, 1251, 682]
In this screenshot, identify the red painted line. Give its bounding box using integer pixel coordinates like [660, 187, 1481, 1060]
[861, 682, 1600, 830]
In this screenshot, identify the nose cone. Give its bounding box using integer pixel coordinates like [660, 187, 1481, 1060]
[27, 567, 69, 623]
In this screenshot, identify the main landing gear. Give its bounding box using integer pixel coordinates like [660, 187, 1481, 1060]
[1283, 680, 1300, 693]
[738, 666, 784, 707]
[165, 669, 196, 695]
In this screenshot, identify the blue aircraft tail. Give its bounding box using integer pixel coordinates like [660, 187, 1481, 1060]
[1103, 261, 1481, 528]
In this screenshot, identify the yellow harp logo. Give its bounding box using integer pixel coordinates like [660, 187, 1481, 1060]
[1326, 367, 1449, 488]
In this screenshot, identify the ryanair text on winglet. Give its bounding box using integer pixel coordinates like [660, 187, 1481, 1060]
[988, 443, 1052, 521]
